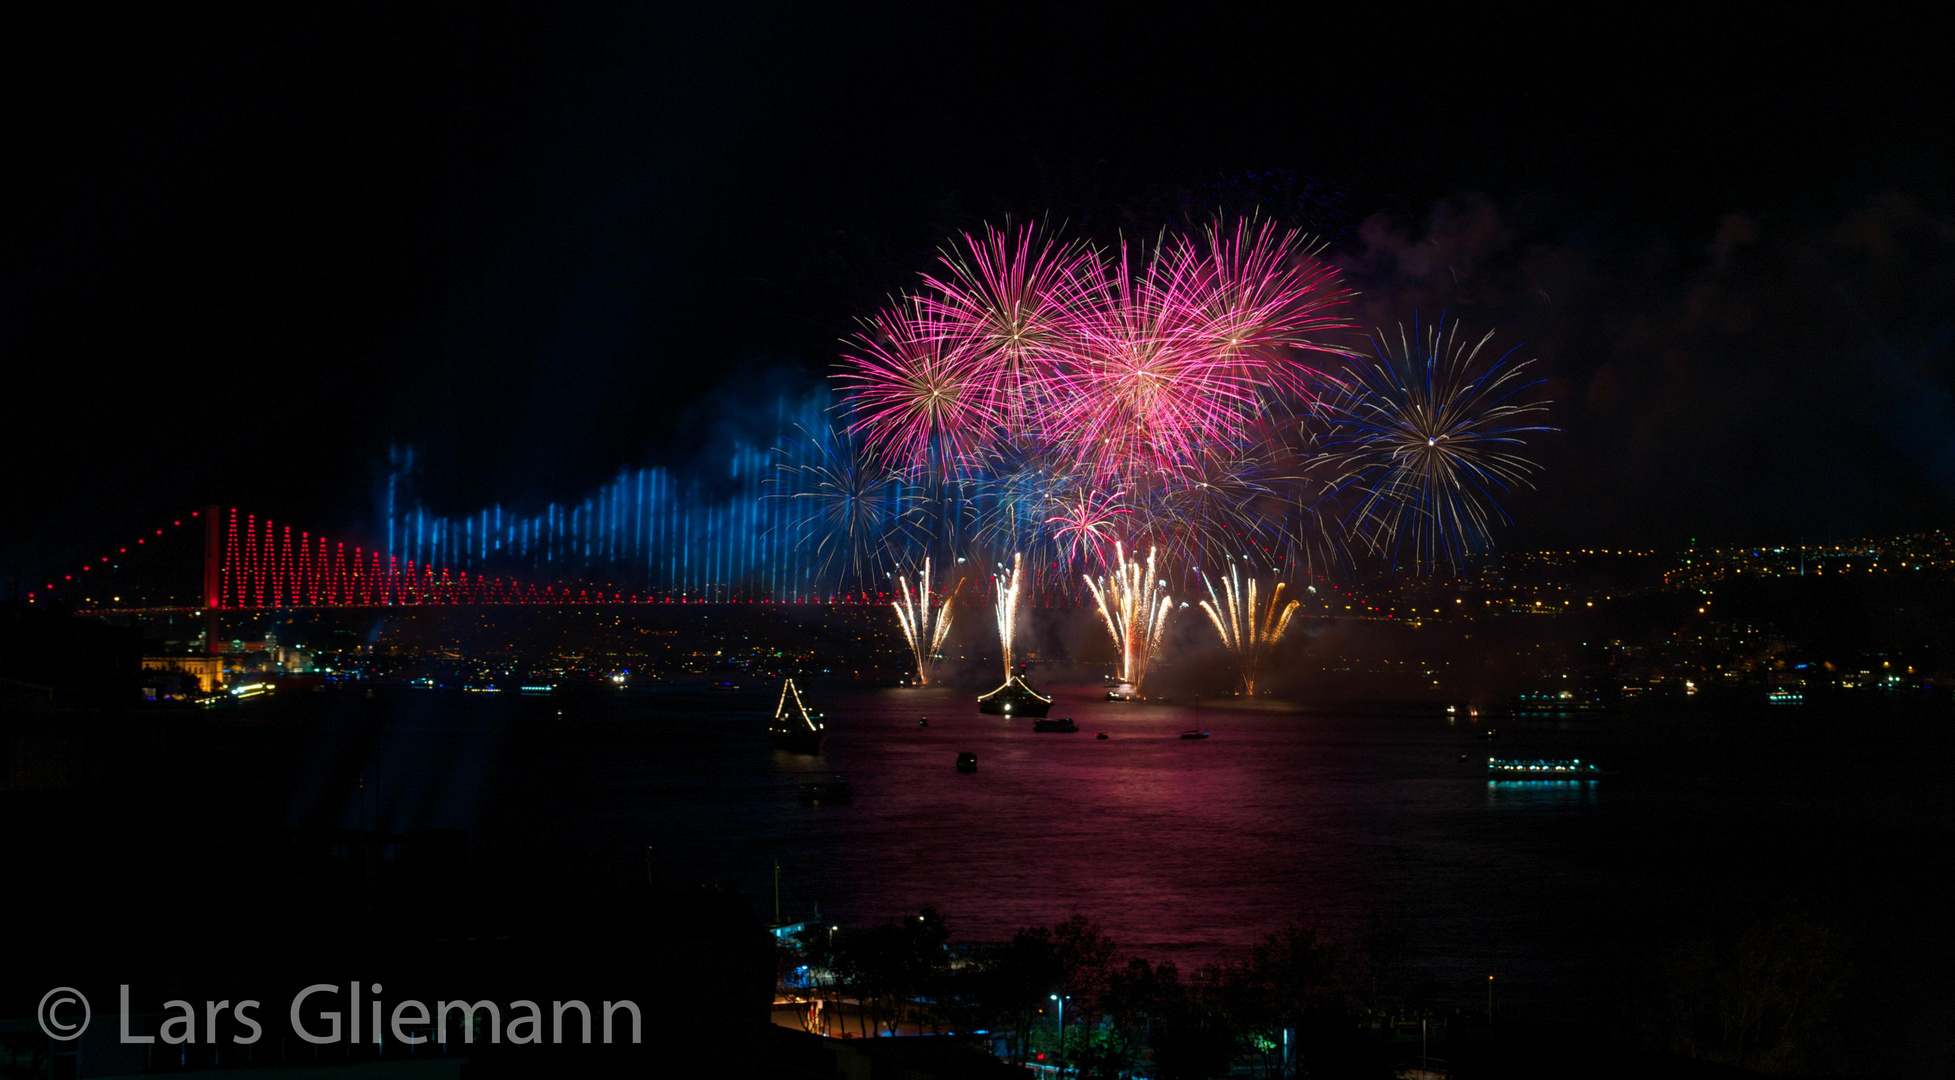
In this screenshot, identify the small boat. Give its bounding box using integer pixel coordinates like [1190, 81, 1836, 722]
[798, 775, 854, 804]
[1179, 729, 1209, 740]
[709, 680, 741, 692]
[977, 676, 1053, 717]
[955, 752, 978, 772]
[1033, 717, 1078, 733]
[1478, 728, 1499, 740]
[918, 717, 929, 727]
[1105, 681, 1138, 702]
[771, 678, 827, 754]
[1095, 732, 1109, 740]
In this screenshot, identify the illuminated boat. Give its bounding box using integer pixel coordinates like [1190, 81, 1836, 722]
[977, 676, 1052, 717]
[1486, 757, 1599, 780]
[956, 752, 978, 772]
[1032, 717, 1078, 733]
[771, 678, 827, 754]
[1105, 681, 1138, 701]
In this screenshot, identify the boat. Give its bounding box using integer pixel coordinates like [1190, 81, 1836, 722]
[1485, 757, 1599, 780]
[1033, 717, 1078, 733]
[798, 775, 853, 804]
[918, 717, 929, 727]
[709, 680, 741, 692]
[1095, 732, 1109, 740]
[771, 678, 827, 754]
[955, 752, 978, 772]
[1179, 729, 1209, 740]
[977, 676, 1053, 717]
[1105, 681, 1138, 702]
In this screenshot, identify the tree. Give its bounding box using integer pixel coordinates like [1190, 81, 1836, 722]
[1151, 966, 1238, 1080]
[1638, 905, 1846, 1073]
[969, 926, 1063, 1064]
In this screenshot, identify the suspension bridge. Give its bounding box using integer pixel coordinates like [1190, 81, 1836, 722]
[33, 506, 908, 619]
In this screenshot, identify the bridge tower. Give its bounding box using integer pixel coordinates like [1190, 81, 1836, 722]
[203, 505, 221, 654]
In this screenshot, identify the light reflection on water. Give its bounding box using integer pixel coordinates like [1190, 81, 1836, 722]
[1484, 780, 1600, 808]
[289, 681, 1950, 1029]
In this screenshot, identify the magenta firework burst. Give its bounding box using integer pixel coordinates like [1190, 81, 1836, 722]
[827, 215, 1552, 582]
[835, 298, 996, 473]
[1044, 489, 1131, 567]
[838, 217, 1352, 481]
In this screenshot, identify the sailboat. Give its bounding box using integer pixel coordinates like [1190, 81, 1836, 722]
[771, 678, 827, 754]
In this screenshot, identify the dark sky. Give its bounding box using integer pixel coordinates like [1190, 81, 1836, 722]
[4, 2, 1952, 582]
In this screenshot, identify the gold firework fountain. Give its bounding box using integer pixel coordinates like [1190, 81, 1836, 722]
[993, 552, 1022, 681]
[892, 558, 956, 686]
[1198, 563, 1299, 696]
[978, 552, 1052, 715]
[1085, 542, 1174, 695]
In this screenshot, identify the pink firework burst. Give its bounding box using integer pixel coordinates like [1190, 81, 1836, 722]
[1044, 489, 1131, 567]
[1052, 241, 1243, 483]
[835, 298, 995, 475]
[918, 220, 1098, 427]
[1048, 220, 1352, 486]
[1163, 216, 1354, 400]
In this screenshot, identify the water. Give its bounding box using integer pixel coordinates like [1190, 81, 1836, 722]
[259, 682, 1950, 1067]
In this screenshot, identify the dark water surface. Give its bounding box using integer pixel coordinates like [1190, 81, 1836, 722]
[265, 682, 1951, 1068]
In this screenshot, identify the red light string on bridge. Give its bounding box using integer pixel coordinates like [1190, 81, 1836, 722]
[29, 511, 199, 605]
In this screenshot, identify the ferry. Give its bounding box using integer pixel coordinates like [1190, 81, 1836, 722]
[977, 676, 1053, 717]
[1486, 757, 1599, 780]
[1033, 717, 1078, 733]
[771, 678, 827, 754]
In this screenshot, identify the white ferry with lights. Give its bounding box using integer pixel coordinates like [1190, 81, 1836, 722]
[1486, 757, 1600, 780]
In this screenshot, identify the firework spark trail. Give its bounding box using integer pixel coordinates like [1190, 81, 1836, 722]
[1054, 220, 1356, 487]
[1084, 542, 1174, 692]
[1316, 318, 1555, 575]
[824, 219, 1552, 595]
[769, 422, 924, 594]
[919, 221, 1097, 432]
[1155, 446, 1282, 567]
[1198, 563, 1300, 696]
[992, 552, 1023, 682]
[967, 457, 1064, 566]
[1056, 237, 1250, 485]
[1166, 216, 1355, 400]
[892, 558, 958, 685]
[837, 299, 994, 475]
[1045, 489, 1131, 567]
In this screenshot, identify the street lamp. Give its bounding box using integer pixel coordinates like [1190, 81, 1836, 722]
[1049, 994, 1069, 1072]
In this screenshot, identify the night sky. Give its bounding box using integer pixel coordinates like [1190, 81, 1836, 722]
[5, 3, 1952, 582]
